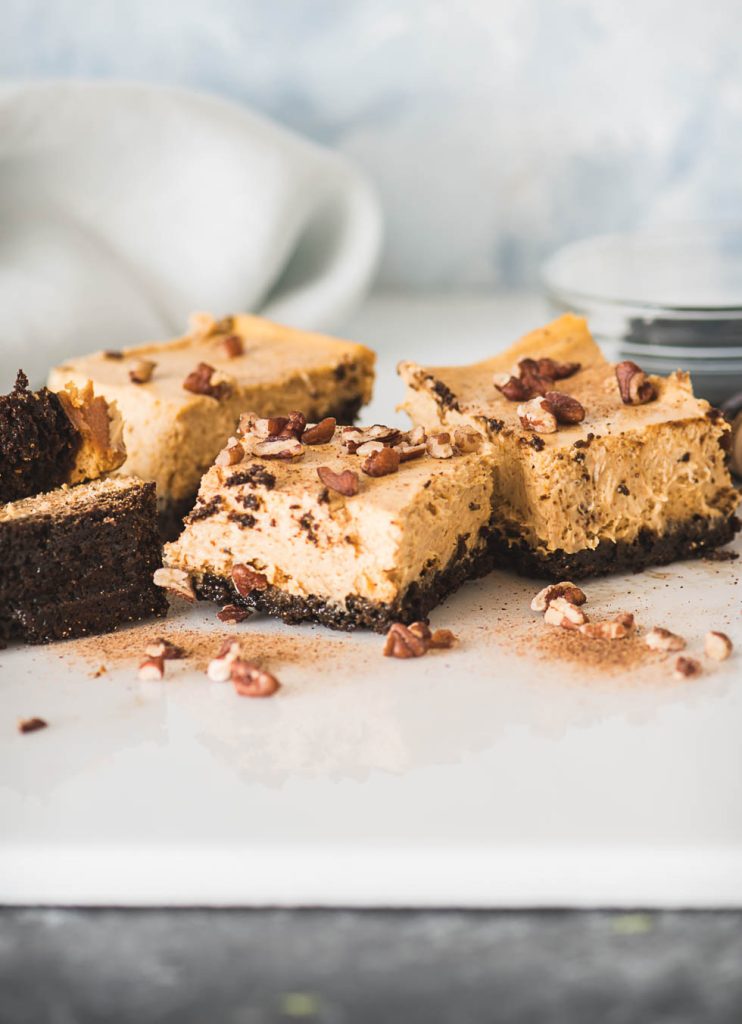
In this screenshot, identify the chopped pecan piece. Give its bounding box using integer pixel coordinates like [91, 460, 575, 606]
[383, 622, 430, 658]
[494, 374, 532, 401]
[645, 626, 686, 652]
[453, 426, 484, 453]
[215, 440, 244, 467]
[426, 432, 454, 459]
[253, 437, 304, 460]
[138, 656, 165, 681]
[615, 361, 657, 405]
[218, 334, 244, 358]
[356, 440, 385, 456]
[128, 359, 156, 384]
[144, 638, 186, 660]
[153, 567, 196, 603]
[543, 391, 585, 425]
[544, 597, 589, 629]
[429, 628, 457, 649]
[217, 604, 252, 624]
[341, 425, 401, 453]
[316, 465, 359, 496]
[361, 446, 401, 477]
[18, 716, 48, 734]
[183, 362, 230, 400]
[231, 659, 281, 697]
[395, 441, 427, 462]
[704, 631, 733, 661]
[674, 656, 702, 679]
[517, 359, 554, 397]
[536, 357, 580, 381]
[251, 415, 288, 438]
[406, 425, 427, 445]
[530, 581, 587, 612]
[284, 411, 307, 440]
[232, 563, 269, 596]
[517, 396, 557, 434]
[302, 417, 337, 445]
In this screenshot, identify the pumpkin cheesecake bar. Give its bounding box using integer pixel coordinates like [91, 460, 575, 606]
[398, 314, 739, 578]
[49, 313, 375, 534]
[161, 415, 495, 632]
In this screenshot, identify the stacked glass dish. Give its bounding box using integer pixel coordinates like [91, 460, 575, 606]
[543, 225, 742, 406]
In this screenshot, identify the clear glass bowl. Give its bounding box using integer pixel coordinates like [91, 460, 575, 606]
[542, 225, 742, 404]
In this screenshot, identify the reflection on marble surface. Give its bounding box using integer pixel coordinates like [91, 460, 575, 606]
[3, 0, 742, 286]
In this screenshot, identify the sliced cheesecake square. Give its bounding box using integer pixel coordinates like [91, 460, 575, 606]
[398, 314, 739, 579]
[0, 370, 125, 503]
[0, 477, 167, 645]
[162, 415, 495, 632]
[49, 313, 375, 534]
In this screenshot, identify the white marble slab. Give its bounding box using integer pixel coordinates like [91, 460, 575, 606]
[0, 294, 740, 907]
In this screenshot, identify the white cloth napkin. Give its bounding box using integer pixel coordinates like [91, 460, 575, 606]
[0, 81, 382, 389]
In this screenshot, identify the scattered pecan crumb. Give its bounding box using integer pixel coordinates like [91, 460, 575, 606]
[217, 604, 252, 624]
[674, 656, 702, 680]
[384, 621, 458, 658]
[302, 418, 337, 445]
[128, 359, 156, 384]
[362, 447, 401, 477]
[395, 440, 427, 462]
[614, 612, 635, 633]
[316, 465, 359, 496]
[144, 638, 186, 660]
[153, 567, 196, 603]
[645, 626, 686, 652]
[18, 716, 48, 734]
[207, 639, 241, 681]
[615, 361, 657, 405]
[183, 362, 230, 399]
[103, 350, 124, 360]
[578, 620, 628, 640]
[138, 655, 165, 681]
[383, 622, 429, 658]
[704, 631, 733, 661]
[92, 665, 107, 678]
[218, 334, 244, 358]
[232, 563, 269, 596]
[544, 597, 589, 630]
[230, 659, 281, 697]
[530, 581, 587, 612]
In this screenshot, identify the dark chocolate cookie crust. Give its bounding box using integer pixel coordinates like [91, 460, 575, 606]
[193, 534, 496, 633]
[490, 513, 740, 581]
[156, 394, 369, 541]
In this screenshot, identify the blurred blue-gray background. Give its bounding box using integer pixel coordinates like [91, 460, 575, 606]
[3, 0, 741, 288]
